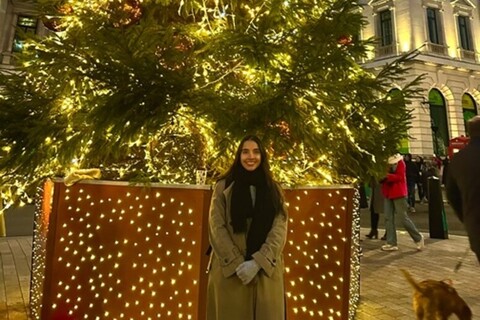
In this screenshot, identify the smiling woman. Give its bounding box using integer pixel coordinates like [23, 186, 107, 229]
[240, 140, 261, 171]
[206, 135, 288, 320]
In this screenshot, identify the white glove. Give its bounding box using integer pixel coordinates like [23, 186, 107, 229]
[235, 260, 260, 285]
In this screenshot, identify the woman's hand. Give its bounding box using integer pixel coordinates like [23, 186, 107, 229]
[235, 260, 260, 285]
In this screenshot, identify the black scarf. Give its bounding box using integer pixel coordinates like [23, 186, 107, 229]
[230, 167, 277, 259]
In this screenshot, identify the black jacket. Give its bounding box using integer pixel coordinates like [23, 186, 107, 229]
[446, 137, 480, 262]
[405, 160, 419, 183]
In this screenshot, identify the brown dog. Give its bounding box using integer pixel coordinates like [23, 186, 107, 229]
[400, 269, 472, 320]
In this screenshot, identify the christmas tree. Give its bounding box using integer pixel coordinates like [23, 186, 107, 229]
[0, 0, 423, 208]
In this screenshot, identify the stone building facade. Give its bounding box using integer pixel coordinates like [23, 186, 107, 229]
[0, 0, 47, 68]
[360, 0, 480, 157]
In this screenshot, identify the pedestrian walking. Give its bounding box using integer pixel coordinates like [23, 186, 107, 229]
[380, 154, 425, 252]
[415, 156, 426, 203]
[365, 179, 385, 239]
[404, 153, 419, 212]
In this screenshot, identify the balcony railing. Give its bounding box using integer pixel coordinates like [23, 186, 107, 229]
[425, 42, 448, 56]
[375, 44, 397, 58]
[459, 48, 476, 62]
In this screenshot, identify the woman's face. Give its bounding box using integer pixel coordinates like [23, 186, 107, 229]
[240, 140, 261, 171]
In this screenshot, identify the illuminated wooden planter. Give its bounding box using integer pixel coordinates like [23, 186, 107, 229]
[31, 180, 360, 319]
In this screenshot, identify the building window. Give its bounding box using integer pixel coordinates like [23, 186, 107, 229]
[426, 8, 442, 45]
[428, 89, 449, 156]
[379, 10, 393, 46]
[375, 9, 395, 57]
[458, 15, 473, 51]
[462, 93, 477, 134]
[12, 16, 38, 53]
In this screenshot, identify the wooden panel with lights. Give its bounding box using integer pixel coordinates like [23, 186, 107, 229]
[33, 181, 212, 320]
[31, 181, 358, 319]
[284, 188, 357, 319]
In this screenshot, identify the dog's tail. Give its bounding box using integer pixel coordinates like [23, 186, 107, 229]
[400, 269, 424, 293]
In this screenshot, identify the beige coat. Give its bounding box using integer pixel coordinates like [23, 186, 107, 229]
[206, 179, 288, 320]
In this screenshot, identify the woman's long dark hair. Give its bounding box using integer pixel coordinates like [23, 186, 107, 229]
[220, 135, 284, 214]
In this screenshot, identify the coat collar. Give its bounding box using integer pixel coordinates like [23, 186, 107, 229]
[222, 180, 234, 199]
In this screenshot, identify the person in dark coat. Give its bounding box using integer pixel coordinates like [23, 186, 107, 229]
[446, 115, 480, 263]
[404, 153, 419, 212]
[415, 156, 426, 203]
[365, 179, 386, 239]
[423, 159, 440, 201]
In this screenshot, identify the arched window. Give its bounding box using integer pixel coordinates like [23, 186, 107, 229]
[388, 88, 409, 153]
[428, 89, 449, 156]
[462, 93, 478, 135]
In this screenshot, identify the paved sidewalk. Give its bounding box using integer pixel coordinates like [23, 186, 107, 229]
[1, 230, 479, 319]
[356, 228, 480, 319]
[0, 236, 32, 320]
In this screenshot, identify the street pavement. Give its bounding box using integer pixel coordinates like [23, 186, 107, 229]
[0, 237, 31, 320]
[355, 227, 479, 319]
[355, 198, 479, 319]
